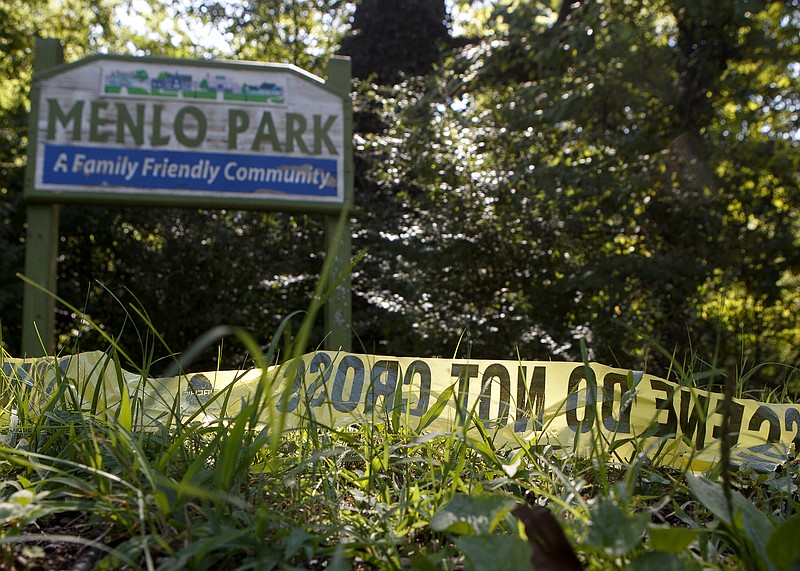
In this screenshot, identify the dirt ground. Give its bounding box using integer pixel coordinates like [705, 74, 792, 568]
[4, 513, 108, 571]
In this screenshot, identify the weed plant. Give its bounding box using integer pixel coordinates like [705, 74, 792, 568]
[1, 279, 799, 569]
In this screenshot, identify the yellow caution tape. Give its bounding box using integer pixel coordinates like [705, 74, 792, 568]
[2, 350, 798, 472]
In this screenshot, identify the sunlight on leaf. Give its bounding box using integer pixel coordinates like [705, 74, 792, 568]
[430, 493, 517, 535]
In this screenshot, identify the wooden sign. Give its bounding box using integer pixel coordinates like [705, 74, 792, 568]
[22, 40, 353, 356]
[27, 53, 350, 213]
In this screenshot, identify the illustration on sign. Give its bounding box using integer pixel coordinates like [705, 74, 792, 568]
[103, 68, 286, 104]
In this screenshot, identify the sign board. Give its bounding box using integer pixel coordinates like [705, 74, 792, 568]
[22, 40, 353, 357]
[26, 54, 349, 213]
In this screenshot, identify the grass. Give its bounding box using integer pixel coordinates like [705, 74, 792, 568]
[1, 278, 799, 569]
[2, 337, 799, 570]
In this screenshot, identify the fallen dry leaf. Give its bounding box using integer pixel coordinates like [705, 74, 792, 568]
[512, 504, 584, 571]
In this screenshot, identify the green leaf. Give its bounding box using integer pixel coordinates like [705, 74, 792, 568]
[391, 372, 404, 433]
[284, 527, 315, 559]
[687, 474, 776, 569]
[455, 535, 535, 571]
[110, 353, 132, 432]
[409, 553, 440, 571]
[0, 490, 49, 526]
[430, 493, 517, 535]
[325, 543, 353, 571]
[647, 526, 701, 553]
[214, 411, 249, 490]
[628, 551, 691, 571]
[326, 544, 352, 571]
[767, 514, 800, 571]
[585, 499, 648, 557]
[416, 384, 455, 432]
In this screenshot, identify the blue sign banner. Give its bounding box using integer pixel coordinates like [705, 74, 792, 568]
[42, 144, 338, 198]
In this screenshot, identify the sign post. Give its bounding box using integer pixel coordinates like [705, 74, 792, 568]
[22, 40, 353, 356]
[22, 39, 64, 356]
[322, 57, 353, 353]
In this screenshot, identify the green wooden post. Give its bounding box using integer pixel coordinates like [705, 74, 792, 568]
[22, 39, 64, 356]
[324, 57, 353, 352]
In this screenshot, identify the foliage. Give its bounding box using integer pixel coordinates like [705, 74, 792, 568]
[350, 0, 800, 379]
[181, 0, 355, 73]
[55, 207, 326, 370]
